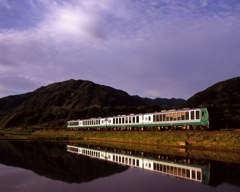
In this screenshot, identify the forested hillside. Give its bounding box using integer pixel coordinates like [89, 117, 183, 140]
[0, 79, 176, 128]
[178, 77, 240, 128]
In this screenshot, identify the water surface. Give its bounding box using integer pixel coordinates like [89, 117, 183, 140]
[0, 141, 239, 192]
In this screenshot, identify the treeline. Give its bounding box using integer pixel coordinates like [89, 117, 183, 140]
[0, 105, 169, 129]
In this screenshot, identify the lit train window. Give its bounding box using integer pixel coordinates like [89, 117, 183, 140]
[170, 166, 173, 174]
[182, 169, 186, 177]
[167, 166, 170, 173]
[196, 111, 200, 119]
[178, 113, 181, 120]
[174, 113, 177, 121]
[178, 168, 181, 176]
[160, 114, 163, 121]
[174, 167, 177, 175]
[170, 113, 173, 121]
[181, 112, 185, 120]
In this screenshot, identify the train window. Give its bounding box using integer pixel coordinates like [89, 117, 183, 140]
[170, 166, 173, 174]
[167, 166, 170, 173]
[129, 117, 131, 123]
[182, 169, 186, 177]
[126, 158, 128, 164]
[137, 160, 139, 166]
[157, 115, 160, 121]
[129, 158, 131, 164]
[197, 171, 201, 180]
[170, 113, 173, 121]
[116, 156, 118, 162]
[133, 117, 135, 123]
[192, 170, 196, 179]
[122, 157, 124, 163]
[116, 118, 118, 124]
[191, 111, 195, 120]
[181, 112, 185, 120]
[174, 167, 177, 175]
[178, 168, 181, 176]
[149, 163, 151, 168]
[119, 156, 121, 163]
[119, 118, 121, 124]
[113, 118, 115, 124]
[133, 159, 135, 165]
[122, 118, 124, 124]
[174, 113, 177, 121]
[153, 115, 156, 122]
[186, 112, 189, 120]
[178, 113, 181, 120]
[136, 116, 139, 123]
[154, 163, 157, 170]
[157, 164, 159, 171]
[163, 165, 166, 172]
[202, 111, 204, 117]
[166, 114, 170, 121]
[160, 114, 163, 121]
[125, 117, 128, 123]
[113, 155, 115, 161]
[186, 169, 190, 178]
[160, 164, 162, 171]
[149, 116, 151, 121]
[196, 111, 200, 119]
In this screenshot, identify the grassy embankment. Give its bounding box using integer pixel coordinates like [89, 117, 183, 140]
[0, 128, 240, 151]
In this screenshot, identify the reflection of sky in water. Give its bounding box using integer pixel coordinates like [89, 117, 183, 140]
[0, 163, 240, 192]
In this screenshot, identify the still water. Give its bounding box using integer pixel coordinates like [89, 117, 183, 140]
[0, 141, 240, 192]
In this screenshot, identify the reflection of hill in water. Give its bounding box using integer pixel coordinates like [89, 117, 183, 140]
[0, 141, 128, 183]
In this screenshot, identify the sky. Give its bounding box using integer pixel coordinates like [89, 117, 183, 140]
[0, 0, 239, 100]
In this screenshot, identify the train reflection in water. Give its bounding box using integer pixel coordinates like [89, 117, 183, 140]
[66, 144, 210, 184]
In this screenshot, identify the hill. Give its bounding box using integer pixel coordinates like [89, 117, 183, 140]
[178, 77, 240, 128]
[0, 79, 184, 128]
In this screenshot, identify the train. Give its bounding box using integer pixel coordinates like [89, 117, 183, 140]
[67, 105, 224, 131]
[66, 144, 210, 184]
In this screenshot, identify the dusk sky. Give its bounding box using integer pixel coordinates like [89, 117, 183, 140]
[0, 0, 239, 100]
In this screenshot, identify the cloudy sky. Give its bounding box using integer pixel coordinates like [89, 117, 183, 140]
[0, 0, 239, 99]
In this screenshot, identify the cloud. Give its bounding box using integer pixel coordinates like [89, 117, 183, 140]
[0, 0, 240, 99]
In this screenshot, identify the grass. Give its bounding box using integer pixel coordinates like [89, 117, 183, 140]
[1, 128, 240, 151]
